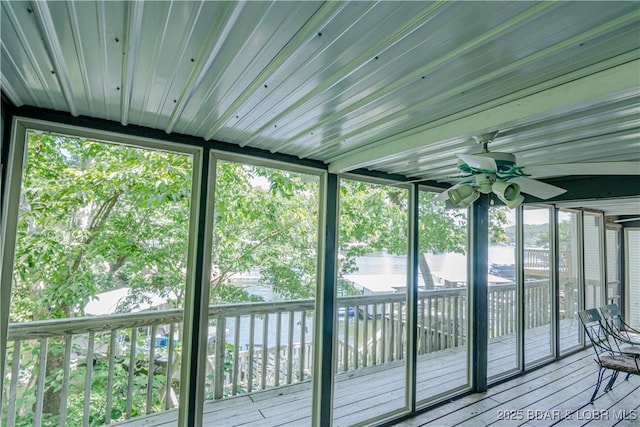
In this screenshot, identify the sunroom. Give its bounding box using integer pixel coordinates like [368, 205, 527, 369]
[1, 1, 639, 427]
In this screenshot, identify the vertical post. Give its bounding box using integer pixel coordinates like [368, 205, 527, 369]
[516, 205, 524, 370]
[620, 229, 626, 319]
[470, 194, 489, 392]
[406, 183, 418, 412]
[178, 148, 214, 427]
[551, 207, 560, 358]
[311, 172, 339, 427]
[577, 211, 585, 347]
[1, 115, 24, 412]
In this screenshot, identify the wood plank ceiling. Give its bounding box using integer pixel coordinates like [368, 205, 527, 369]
[2, 1, 639, 215]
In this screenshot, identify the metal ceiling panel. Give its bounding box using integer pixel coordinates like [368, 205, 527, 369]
[1, 1, 639, 214]
[381, 96, 640, 180]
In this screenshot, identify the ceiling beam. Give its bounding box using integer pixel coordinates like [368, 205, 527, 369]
[328, 58, 640, 174]
[523, 175, 640, 204]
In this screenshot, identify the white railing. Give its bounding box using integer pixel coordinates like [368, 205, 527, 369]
[2, 281, 555, 426]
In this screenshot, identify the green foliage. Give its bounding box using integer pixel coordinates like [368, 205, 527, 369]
[418, 191, 467, 254]
[211, 162, 319, 301]
[489, 207, 510, 245]
[12, 133, 192, 321]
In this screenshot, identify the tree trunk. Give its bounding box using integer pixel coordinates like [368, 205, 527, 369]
[41, 345, 64, 415]
[418, 253, 435, 290]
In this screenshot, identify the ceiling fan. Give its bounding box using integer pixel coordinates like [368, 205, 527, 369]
[434, 131, 640, 208]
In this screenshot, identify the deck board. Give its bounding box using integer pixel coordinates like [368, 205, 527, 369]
[113, 327, 638, 427]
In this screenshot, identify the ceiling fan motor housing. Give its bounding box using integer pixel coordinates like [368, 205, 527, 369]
[457, 151, 517, 173]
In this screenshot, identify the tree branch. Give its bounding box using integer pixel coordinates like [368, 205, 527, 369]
[211, 229, 284, 291]
[71, 191, 121, 272]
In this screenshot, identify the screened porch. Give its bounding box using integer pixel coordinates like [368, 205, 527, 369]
[1, 1, 639, 427]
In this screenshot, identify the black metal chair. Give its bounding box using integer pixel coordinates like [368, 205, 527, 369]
[578, 308, 640, 403]
[599, 303, 640, 345]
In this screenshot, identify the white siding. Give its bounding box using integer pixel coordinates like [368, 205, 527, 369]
[626, 229, 640, 328]
[583, 214, 603, 309]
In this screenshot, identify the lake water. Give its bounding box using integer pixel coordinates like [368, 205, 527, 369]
[222, 247, 515, 348]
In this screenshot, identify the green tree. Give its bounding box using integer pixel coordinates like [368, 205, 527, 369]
[211, 161, 320, 300]
[12, 133, 192, 322]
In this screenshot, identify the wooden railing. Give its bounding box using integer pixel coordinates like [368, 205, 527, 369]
[2, 281, 553, 426]
[523, 248, 573, 275]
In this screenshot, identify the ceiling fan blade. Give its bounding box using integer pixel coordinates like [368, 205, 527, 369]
[457, 154, 497, 171]
[433, 190, 450, 202]
[433, 182, 466, 202]
[523, 161, 640, 178]
[510, 177, 567, 200]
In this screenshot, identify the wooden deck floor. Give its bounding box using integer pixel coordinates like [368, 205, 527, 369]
[397, 350, 640, 427]
[114, 326, 639, 426]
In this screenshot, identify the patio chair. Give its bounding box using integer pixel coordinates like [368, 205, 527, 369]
[599, 304, 640, 345]
[578, 308, 640, 403]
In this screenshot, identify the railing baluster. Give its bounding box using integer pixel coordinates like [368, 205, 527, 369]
[126, 328, 137, 419]
[165, 323, 176, 409]
[443, 297, 450, 349]
[433, 298, 442, 351]
[445, 297, 451, 348]
[419, 298, 425, 354]
[453, 296, 459, 347]
[509, 289, 513, 333]
[363, 304, 369, 367]
[83, 332, 95, 424]
[498, 290, 503, 336]
[248, 314, 255, 392]
[35, 338, 48, 427]
[397, 301, 403, 360]
[60, 334, 72, 426]
[491, 291, 497, 338]
[287, 310, 294, 384]
[7, 340, 21, 427]
[506, 289, 510, 334]
[426, 297, 432, 353]
[215, 317, 226, 399]
[232, 316, 240, 395]
[372, 303, 378, 365]
[389, 302, 395, 361]
[299, 310, 306, 381]
[146, 326, 157, 413]
[343, 305, 349, 371]
[354, 305, 360, 368]
[106, 331, 116, 423]
[275, 312, 282, 386]
[380, 302, 387, 363]
[261, 314, 269, 390]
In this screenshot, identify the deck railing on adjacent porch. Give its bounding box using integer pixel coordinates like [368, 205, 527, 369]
[2, 280, 560, 426]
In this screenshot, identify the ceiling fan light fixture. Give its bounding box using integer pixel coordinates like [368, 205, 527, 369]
[449, 184, 479, 207]
[475, 173, 494, 194]
[492, 181, 524, 209]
